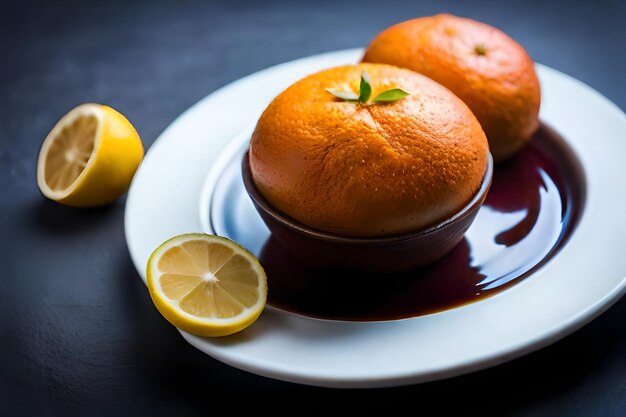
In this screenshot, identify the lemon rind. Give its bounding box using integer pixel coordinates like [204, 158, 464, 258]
[146, 234, 267, 335]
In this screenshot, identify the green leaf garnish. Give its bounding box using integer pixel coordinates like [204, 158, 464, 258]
[358, 71, 372, 103]
[372, 88, 411, 103]
[326, 70, 411, 104]
[325, 88, 359, 101]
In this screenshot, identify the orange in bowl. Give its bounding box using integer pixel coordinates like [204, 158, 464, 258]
[363, 14, 541, 161]
[249, 63, 489, 238]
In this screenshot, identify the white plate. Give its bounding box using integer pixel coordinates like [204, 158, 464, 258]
[125, 49, 626, 388]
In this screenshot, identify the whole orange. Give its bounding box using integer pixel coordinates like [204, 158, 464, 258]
[249, 63, 489, 237]
[362, 14, 541, 161]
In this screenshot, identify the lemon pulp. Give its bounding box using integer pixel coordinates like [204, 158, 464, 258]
[147, 234, 267, 337]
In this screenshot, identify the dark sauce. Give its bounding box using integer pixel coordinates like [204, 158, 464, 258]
[258, 124, 585, 321]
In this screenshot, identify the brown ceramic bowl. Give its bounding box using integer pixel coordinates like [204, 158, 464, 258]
[242, 151, 493, 272]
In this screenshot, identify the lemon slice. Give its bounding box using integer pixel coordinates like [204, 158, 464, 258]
[147, 234, 267, 337]
[37, 103, 143, 207]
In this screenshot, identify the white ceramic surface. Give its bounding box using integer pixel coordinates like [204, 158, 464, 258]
[125, 49, 626, 388]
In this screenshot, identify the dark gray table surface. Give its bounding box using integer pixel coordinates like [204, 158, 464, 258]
[2, 0, 625, 415]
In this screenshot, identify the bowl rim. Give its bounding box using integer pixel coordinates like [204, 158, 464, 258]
[242, 150, 493, 244]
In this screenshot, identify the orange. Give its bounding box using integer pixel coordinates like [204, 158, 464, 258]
[363, 14, 541, 161]
[249, 63, 489, 237]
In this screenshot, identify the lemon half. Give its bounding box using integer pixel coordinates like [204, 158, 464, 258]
[147, 234, 267, 337]
[37, 103, 144, 207]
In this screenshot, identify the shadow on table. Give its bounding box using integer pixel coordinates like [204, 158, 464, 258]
[33, 198, 118, 235]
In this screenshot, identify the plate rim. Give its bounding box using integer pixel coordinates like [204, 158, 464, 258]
[180, 280, 626, 387]
[125, 48, 626, 388]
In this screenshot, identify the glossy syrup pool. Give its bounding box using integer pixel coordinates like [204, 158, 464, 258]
[209, 124, 585, 321]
